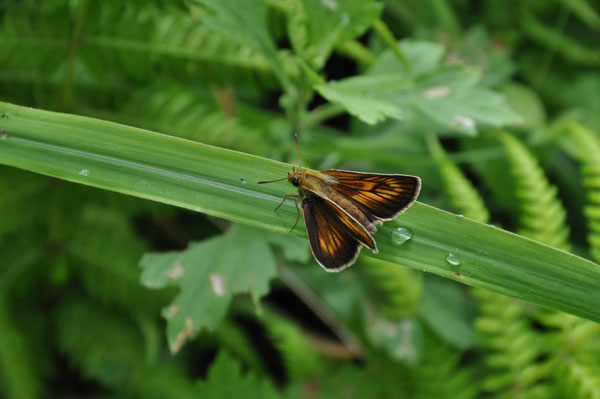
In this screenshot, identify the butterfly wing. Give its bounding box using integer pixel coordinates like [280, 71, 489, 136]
[302, 195, 375, 271]
[322, 170, 421, 221]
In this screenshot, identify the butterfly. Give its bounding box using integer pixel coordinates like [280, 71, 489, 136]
[259, 135, 421, 271]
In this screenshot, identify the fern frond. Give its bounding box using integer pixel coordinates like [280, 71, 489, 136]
[562, 122, 600, 262]
[95, 85, 270, 155]
[426, 135, 490, 223]
[473, 288, 547, 396]
[212, 318, 268, 377]
[410, 329, 479, 399]
[0, 167, 49, 238]
[0, 2, 275, 104]
[558, 359, 600, 399]
[0, 2, 69, 79]
[522, 11, 600, 66]
[54, 297, 196, 397]
[83, 4, 275, 88]
[55, 298, 145, 389]
[66, 206, 166, 313]
[0, 236, 44, 399]
[361, 257, 423, 318]
[534, 310, 600, 399]
[498, 131, 570, 250]
[260, 308, 326, 381]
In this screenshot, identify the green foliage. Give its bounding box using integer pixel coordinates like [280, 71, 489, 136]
[474, 288, 549, 397]
[1, 0, 600, 397]
[561, 122, 600, 261]
[498, 131, 571, 250]
[196, 351, 279, 398]
[0, 235, 44, 399]
[426, 133, 490, 222]
[259, 308, 326, 380]
[316, 40, 522, 131]
[108, 85, 271, 155]
[140, 224, 277, 352]
[55, 298, 199, 398]
[282, 0, 383, 69]
[362, 257, 423, 318]
[419, 277, 476, 350]
[475, 289, 600, 398]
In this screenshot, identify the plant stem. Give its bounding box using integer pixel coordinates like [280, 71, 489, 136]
[372, 19, 412, 71]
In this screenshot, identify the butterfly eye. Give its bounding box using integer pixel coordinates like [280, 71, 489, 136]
[291, 177, 300, 187]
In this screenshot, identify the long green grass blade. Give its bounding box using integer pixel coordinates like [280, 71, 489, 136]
[1, 102, 599, 321]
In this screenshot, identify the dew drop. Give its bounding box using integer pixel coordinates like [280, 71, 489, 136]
[78, 169, 90, 176]
[391, 227, 412, 245]
[456, 214, 464, 219]
[446, 253, 461, 266]
[240, 177, 247, 185]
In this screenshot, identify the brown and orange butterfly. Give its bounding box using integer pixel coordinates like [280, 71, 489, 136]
[259, 135, 421, 272]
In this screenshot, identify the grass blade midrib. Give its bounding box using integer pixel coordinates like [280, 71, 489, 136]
[1, 101, 600, 323]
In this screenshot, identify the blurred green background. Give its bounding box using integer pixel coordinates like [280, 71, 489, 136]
[1, 0, 600, 397]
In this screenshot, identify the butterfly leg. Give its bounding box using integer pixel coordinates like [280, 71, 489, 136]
[274, 194, 302, 212]
[273, 194, 302, 232]
[290, 198, 301, 232]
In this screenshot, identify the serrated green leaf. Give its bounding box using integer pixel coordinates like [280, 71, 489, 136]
[316, 75, 407, 124]
[369, 40, 445, 75]
[139, 225, 276, 352]
[196, 351, 279, 399]
[317, 40, 522, 132]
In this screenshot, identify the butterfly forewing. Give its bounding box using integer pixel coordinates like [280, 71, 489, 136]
[302, 196, 368, 271]
[322, 170, 421, 221]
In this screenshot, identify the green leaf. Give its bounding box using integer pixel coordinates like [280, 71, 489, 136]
[196, 351, 279, 399]
[194, 0, 288, 88]
[286, 0, 383, 69]
[501, 83, 547, 128]
[316, 40, 522, 132]
[139, 225, 276, 352]
[262, 231, 310, 263]
[1, 102, 600, 326]
[316, 75, 407, 124]
[419, 277, 476, 350]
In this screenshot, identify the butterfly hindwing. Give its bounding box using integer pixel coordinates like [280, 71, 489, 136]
[322, 169, 421, 221]
[302, 195, 373, 271]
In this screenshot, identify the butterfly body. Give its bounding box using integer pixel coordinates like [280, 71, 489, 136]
[279, 166, 420, 271]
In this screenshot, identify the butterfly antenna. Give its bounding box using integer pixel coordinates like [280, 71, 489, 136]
[295, 132, 302, 168]
[257, 177, 288, 184]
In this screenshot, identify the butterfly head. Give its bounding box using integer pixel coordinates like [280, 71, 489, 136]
[288, 166, 305, 187]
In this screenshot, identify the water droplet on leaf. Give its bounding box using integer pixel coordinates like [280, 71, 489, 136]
[446, 253, 461, 266]
[391, 227, 412, 245]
